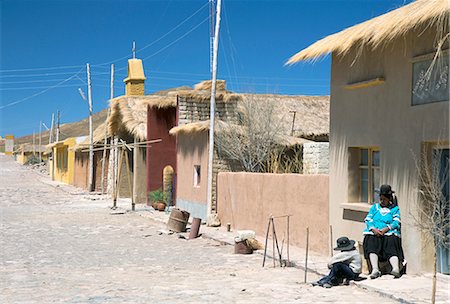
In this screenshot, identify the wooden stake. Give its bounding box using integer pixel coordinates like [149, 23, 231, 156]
[287, 215, 290, 266]
[262, 216, 272, 267]
[113, 147, 124, 208]
[272, 218, 282, 266]
[124, 149, 134, 211]
[304, 227, 309, 283]
[272, 218, 276, 267]
[330, 225, 334, 257]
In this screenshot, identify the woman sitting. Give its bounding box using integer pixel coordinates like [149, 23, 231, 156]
[363, 184, 405, 279]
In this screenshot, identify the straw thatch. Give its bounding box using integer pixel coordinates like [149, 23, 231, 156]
[170, 120, 314, 147]
[14, 143, 47, 154]
[238, 94, 329, 137]
[108, 80, 239, 140]
[108, 95, 177, 141]
[169, 120, 211, 136]
[287, 0, 449, 63]
[171, 94, 329, 138]
[194, 80, 227, 91]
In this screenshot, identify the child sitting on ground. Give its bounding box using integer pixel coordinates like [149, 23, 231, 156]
[312, 236, 365, 288]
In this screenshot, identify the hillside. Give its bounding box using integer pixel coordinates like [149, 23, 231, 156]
[15, 108, 109, 146]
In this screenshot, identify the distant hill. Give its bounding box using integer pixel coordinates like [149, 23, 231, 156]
[15, 108, 109, 146]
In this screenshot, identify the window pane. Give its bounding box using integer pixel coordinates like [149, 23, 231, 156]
[361, 149, 368, 165]
[372, 168, 380, 203]
[372, 150, 380, 166]
[361, 168, 369, 202]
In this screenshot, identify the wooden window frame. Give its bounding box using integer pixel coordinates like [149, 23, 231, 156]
[358, 147, 380, 204]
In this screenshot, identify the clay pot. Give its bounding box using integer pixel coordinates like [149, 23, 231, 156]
[156, 202, 166, 211]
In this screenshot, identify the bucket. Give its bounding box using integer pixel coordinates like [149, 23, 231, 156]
[234, 239, 253, 254]
[167, 208, 190, 232]
[189, 217, 202, 239]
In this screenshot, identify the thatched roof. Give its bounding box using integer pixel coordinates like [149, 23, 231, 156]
[238, 94, 329, 137]
[169, 120, 210, 136]
[108, 80, 239, 140]
[14, 143, 46, 154]
[170, 94, 329, 138]
[287, 0, 449, 63]
[169, 120, 314, 147]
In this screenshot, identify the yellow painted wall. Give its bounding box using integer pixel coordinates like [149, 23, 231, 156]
[52, 138, 76, 185]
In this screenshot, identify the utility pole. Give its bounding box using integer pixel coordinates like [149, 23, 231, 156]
[87, 63, 94, 192]
[33, 131, 36, 156]
[206, 0, 222, 222]
[101, 64, 113, 194]
[289, 110, 297, 136]
[56, 110, 60, 142]
[39, 121, 42, 162]
[209, 0, 215, 75]
[49, 113, 54, 144]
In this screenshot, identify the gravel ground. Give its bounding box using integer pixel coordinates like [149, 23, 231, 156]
[0, 154, 398, 303]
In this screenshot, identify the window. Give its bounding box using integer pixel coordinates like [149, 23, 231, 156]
[349, 147, 380, 204]
[412, 53, 449, 105]
[193, 165, 201, 187]
[359, 148, 380, 203]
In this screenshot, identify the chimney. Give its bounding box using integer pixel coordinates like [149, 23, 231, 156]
[124, 58, 146, 96]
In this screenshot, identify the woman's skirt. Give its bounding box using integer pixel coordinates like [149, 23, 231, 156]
[363, 234, 405, 262]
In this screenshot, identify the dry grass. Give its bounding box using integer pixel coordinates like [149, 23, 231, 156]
[287, 0, 449, 63]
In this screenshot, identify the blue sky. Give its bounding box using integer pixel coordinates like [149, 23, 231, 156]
[0, 0, 412, 137]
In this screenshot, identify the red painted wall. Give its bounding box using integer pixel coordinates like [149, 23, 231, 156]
[146, 106, 177, 202]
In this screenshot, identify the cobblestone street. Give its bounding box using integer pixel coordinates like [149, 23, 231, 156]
[0, 155, 398, 303]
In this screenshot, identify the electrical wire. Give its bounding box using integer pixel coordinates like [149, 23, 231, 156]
[0, 64, 85, 73]
[0, 69, 84, 110]
[91, 2, 209, 67]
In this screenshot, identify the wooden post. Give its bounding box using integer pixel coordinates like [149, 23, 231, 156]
[262, 216, 272, 267]
[101, 64, 114, 194]
[56, 110, 60, 142]
[113, 147, 124, 209]
[39, 121, 42, 162]
[287, 216, 290, 266]
[304, 227, 309, 283]
[272, 218, 276, 267]
[329, 225, 333, 256]
[87, 63, 94, 192]
[272, 218, 282, 266]
[49, 113, 54, 144]
[124, 148, 134, 211]
[206, 0, 222, 220]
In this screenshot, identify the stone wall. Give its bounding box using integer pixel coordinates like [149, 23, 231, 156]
[177, 97, 238, 126]
[302, 142, 329, 174]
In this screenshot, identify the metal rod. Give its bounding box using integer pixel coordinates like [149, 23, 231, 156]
[262, 216, 272, 267]
[304, 227, 309, 283]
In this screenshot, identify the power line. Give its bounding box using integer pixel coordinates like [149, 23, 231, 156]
[0, 83, 84, 91]
[0, 69, 84, 110]
[0, 70, 86, 78]
[92, 2, 209, 67]
[0, 64, 84, 73]
[140, 16, 210, 62]
[0, 2, 209, 74]
[0, 78, 86, 84]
